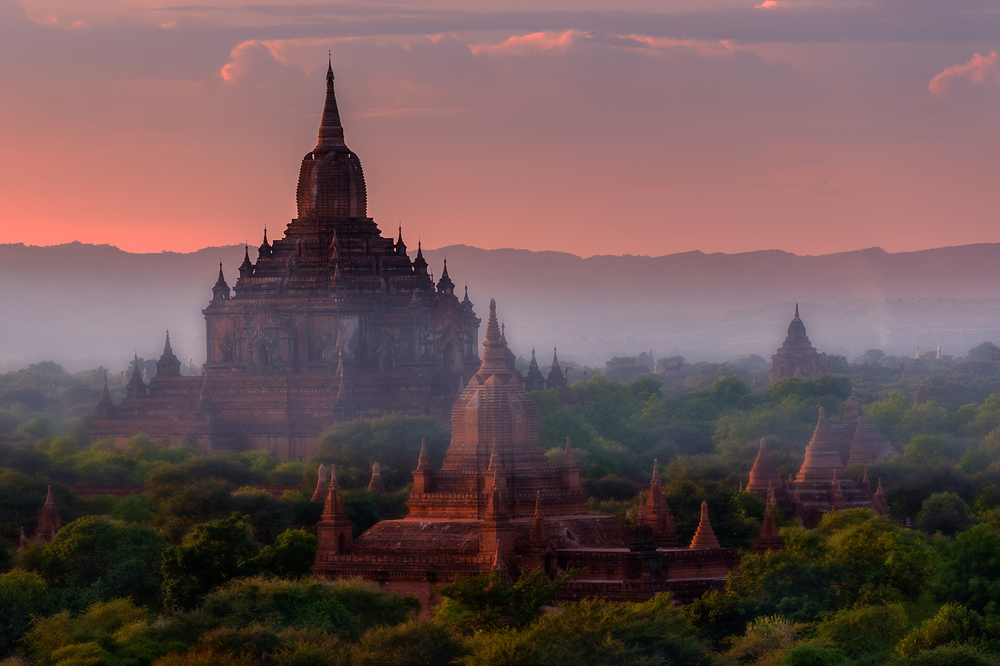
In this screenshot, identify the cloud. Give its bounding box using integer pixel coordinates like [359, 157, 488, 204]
[471, 30, 582, 56]
[928, 51, 999, 98]
[220, 39, 304, 84]
[756, 1, 779, 9]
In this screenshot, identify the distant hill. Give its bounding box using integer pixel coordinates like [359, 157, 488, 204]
[2, 241, 999, 372]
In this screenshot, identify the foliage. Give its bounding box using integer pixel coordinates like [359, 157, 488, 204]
[916, 492, 975, 536]
[0, 569, 47, 657]
[317, 415, 450, 490]
[195, 577, 418, 641]
[39, 515, 167, 610]
[462, 593, 714, 666]
[436, 569, 575, 633]
[23, 598, 183, 666]
[354, 620, 469, 666]
[256, 529, 319, 579]
[160, 513, 262, 610]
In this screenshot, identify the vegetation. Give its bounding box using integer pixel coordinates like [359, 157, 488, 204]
[3, 344, 1000, 663]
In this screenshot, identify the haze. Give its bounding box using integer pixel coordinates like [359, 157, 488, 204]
[2, 0, 999, 258]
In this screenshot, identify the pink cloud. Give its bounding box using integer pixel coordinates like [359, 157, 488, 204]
[928, 51, 999, 98]
[220, 40, 302, 84]
[756, 1, 779, 9]
[471, 30, 583, 56]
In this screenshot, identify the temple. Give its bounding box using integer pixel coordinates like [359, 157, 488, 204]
[745, 408, 890, 529]
[768, 305, 831, 383]
[312, 301, 738, 607]
[89, 63, 481, 460]
[19, 486, 61, 551]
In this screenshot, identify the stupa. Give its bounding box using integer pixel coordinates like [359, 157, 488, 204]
[312, 301, 738, 607]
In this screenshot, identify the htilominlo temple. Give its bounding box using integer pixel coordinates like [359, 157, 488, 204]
[89, 63, 482, 460]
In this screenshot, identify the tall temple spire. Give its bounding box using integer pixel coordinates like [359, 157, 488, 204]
[747, 438, 783, 494]
[368, 463, 387, 493]
[689, 501, 720, 549]
[312, 464, 329, 502]
[316, 57, 346, 152]
[847, 416, 875, 465]
[437, 258, 454, 295]
[416, 438, 431, 470]
[97, 372, 114, 414]
[477, 298, 508, 373]
[126, 353, 147, 398]
[795, 407, 845, 482]
[562, 437, 576, 467]
[212, 262, 230, 301]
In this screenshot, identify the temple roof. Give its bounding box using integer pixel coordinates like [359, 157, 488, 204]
[787, 303, 807, 340]
[442, 299, 546, 472]
[795, 407, 846, 482]
[747, 438, 783, 493]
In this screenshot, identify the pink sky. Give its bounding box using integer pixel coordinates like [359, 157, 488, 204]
[1, 0, 999, 257]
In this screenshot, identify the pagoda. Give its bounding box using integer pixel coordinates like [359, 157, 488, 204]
[89, 63, 481, 460]
[745, 407, 889, 528]
[312, 301, 738, 606]
[768, 305, 831, 383]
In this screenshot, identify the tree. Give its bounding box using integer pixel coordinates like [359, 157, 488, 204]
[0, 569, 46, 656]
[353, 620, 469, 666]
[917, 492, 975, 536]
[23, 598, 182, 666]
[317, 415, 450, 490]
[256, 529, 318, 578]
[436, 569, 574, 633]
[39, 515, 167, 610]
[936, 524, 1000, 612]
[160, 513, 261, 610]
[465, 594, 714, 666]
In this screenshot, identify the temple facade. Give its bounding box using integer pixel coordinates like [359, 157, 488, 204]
[746, 408, 890, 529]
[768, 305, 831, 383]
[89, 64, 481, 460]
[312, 301, 739, 607]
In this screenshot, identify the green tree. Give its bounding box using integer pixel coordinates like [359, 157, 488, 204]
[436, 569, 574, 633]
[39, 515, 167, 610]
[317, 415, 450, 490]
[916, 492, 975, 536]
[256, 529, 319, 578]
[936, 524, 1000, 612]
[24, 598, 182, 666]
[354, 620, 469, 666]
[0, 569, 46, 657]
[161, 513, 261, 610]
[465, 593, 713, 666]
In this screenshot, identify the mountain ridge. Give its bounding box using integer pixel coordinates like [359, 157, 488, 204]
[1, 241, 998, 372]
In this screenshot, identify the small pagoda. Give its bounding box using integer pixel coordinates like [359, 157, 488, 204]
[746, 409, 889, 529]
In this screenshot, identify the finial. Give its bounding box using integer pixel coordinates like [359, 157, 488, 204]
[317, 464, 326, 483]
[652, 458, 659, 479]
[416, 438, 430, 469]
[563, 437, 575, 466]
[329, 463, 338, 485]
[794, 303, 800, 318]
[45, 485, 54, 505]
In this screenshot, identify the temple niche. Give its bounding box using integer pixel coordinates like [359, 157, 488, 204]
[768, 304, 831, 383]
[88, 63, 481, 460]
[312, 301, 739, 608]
